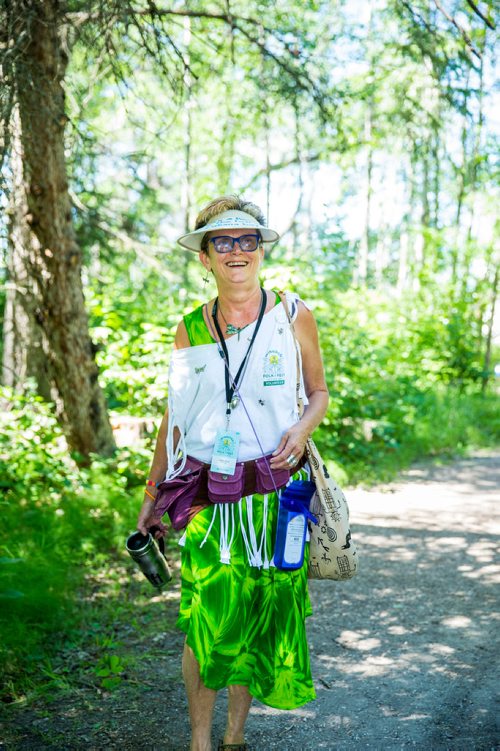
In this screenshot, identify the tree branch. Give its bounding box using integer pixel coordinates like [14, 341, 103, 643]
[239, 153, 321, 193]
[432, 0, 482, 59]
[400, 0, 435, 35]
[234, 24, 328, 117]
[66, 7, 280, 33]
[63, 4, 328, 113]
[465, 0, 495, 30]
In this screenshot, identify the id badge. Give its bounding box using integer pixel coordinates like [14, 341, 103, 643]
[210, 430, 240, 475]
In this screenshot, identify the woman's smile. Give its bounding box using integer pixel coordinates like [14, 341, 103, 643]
[215, 246, 261, 278]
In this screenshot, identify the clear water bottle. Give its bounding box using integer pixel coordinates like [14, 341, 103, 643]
[126, 527, 172, 590]
[273, 480, 317, 571]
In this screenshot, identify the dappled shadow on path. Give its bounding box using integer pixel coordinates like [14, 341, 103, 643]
[398, 452, 500, 495]
[245, 453, 500, 750]
[300, 522, 499, 750]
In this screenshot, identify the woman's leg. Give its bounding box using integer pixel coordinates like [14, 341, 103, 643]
[182, 641, 217, 751]
[224, 685, 253, 745]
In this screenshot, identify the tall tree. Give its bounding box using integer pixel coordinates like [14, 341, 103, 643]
[2, 1, 115, 460]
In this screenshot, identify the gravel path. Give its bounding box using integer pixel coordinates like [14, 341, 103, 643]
[2, 451, 499, 750]
[243, 451, 500, 751]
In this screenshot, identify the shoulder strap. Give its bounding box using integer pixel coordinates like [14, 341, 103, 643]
[278, 291, 304, 418]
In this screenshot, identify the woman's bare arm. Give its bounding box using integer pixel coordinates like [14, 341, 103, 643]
[137, 316, 190, 535]
[136, 407, 170, 536]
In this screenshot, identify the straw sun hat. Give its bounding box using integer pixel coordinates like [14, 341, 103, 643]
[177, 210, 280, 251]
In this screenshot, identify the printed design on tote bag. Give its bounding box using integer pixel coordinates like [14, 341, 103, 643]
[263, 349, 285, 386]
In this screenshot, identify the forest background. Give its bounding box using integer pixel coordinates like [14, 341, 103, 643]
[0, 0, 498, 704]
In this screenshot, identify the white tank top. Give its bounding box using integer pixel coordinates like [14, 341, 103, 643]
[165, 291, 308, 473]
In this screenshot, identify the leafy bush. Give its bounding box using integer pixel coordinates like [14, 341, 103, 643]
[0, 386, 152, 699]
[302, 285, 499, 482]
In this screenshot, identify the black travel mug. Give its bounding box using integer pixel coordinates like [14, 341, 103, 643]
[126, 526, 172, 590]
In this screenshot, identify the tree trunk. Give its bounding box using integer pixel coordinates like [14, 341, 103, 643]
[482, 264, 498, 393]
[2, 107, 52, 399]
[432, 134, 440, 231]
[396, 230, 409, 293]
[413, 143, 430, 291]
[396, 152, 414, 294]
[259, 23, 271, 230]
[264, 113, 271, 226]
[375, 226, 389, 287]
[291, 102, 304, 253]
[7, 0, 115, 461]
[356, 103, 373, 287]
[460, 45, 486, 301]
[180, 15, 193, 289]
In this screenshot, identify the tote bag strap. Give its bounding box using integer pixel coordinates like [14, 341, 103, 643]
[279, 292, 330, 485]
[278, 291, 304, 418]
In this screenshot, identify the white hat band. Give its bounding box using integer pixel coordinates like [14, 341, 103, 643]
[177, 210, 280, 251]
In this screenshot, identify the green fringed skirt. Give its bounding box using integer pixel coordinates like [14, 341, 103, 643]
[177, 469, 315, 710]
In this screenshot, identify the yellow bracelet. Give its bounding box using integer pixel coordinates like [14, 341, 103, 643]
[144, 489, 156, 502]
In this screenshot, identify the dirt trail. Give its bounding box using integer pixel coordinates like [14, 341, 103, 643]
[2, 451, 499, 750]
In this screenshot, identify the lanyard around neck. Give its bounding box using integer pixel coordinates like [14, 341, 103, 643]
[212, 288, 266, 418]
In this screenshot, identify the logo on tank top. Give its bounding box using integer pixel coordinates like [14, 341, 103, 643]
[263, 350, 285, 386]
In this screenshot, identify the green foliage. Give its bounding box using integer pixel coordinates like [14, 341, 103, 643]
[277, 276, 499, 483]
[0, 386, 156, 700]
[86, 280, 177, 415]
[94, 652, 126, 691]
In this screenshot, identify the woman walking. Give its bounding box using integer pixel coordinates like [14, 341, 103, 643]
[137, 195, 329, 751]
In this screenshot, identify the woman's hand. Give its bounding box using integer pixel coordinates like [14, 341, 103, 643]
[270, 422, 310, 470]
[136, 496, 168, 538]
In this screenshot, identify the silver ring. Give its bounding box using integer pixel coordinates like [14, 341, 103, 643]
[287, 454, 296, 465]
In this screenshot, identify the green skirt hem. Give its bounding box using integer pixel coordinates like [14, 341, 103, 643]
[180, 627, 316, 710]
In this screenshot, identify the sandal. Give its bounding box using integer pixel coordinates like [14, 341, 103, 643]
[217, 743, 248, 751]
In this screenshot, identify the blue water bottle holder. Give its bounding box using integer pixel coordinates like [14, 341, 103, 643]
[273, 481, 317, 570]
